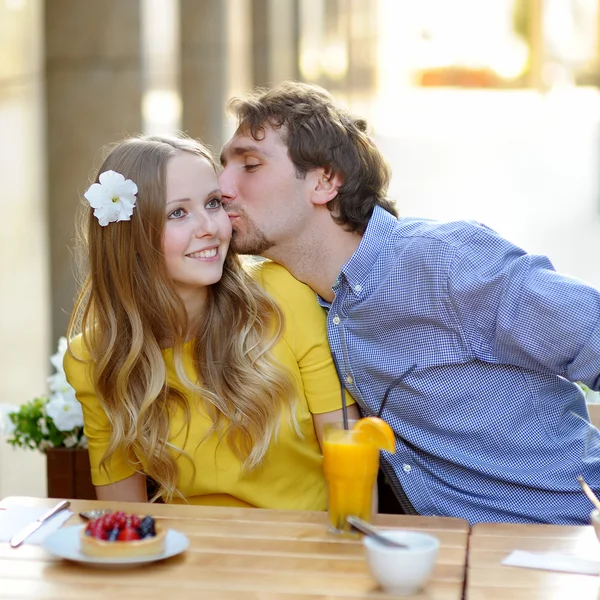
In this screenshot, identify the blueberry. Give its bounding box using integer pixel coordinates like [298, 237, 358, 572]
[107, 527, 120, 541]
[139, 516, 156, 536]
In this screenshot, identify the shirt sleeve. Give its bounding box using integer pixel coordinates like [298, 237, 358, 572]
[447, 224, 600, 389]
[250, 260, 355, 414]
[63, 336, 136, 485]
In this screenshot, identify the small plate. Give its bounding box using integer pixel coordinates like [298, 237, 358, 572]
[42, 525, 189, 567]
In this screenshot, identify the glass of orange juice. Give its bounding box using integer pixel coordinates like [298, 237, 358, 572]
[323, 418, 395, 535]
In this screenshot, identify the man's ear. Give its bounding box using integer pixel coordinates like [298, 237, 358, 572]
[311, 168, 342, 206]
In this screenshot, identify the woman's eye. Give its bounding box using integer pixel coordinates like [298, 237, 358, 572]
[244, 163, 259, 172]
[168, 208, 186, 220]
[206, 197, 222, 209]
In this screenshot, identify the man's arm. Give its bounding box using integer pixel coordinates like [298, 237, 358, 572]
[448, 225, 600, 387]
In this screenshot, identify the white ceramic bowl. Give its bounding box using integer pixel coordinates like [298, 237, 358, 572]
[363, 530, 440, 596]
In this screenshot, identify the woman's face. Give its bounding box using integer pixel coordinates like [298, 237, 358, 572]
[162, 152, 232, 314]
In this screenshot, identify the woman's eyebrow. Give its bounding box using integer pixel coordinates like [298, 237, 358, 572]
[166, 189, 221, 206]
[166, 197, 191, 206]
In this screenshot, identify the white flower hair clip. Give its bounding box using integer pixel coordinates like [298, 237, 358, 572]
[84, 170, 138, 227]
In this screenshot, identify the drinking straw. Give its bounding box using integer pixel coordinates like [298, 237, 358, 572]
[332, 355, 349, 430]
[577, 475, 600, 511]
[377, 363, 417, 418]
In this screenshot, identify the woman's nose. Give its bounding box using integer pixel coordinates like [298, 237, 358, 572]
[195, 212, 219, 237]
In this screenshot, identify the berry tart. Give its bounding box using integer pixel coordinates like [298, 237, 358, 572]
[80, 511, 166, 558]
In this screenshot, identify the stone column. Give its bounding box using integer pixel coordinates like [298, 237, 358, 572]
[0, 0, 48, 499]
[45, 0, 143, 342]
[251, 0, 270, 88]
[179, 0, 230, 151]
[346, 0, 378, 97]
[251, 0, 300, 89]
[596, 0, 600, 82]
[528, 0, 544, 91]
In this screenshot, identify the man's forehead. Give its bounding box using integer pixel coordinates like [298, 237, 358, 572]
[221, 124, 286, 162]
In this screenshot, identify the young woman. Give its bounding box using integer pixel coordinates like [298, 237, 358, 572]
[64, 134, 358, 508]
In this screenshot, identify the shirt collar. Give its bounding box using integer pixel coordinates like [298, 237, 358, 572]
[339, 205, 398, 292]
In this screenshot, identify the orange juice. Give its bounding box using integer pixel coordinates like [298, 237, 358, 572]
[323, 423, 380, 534]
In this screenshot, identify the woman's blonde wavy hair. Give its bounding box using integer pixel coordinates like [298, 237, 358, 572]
[67, 134, 298, 502]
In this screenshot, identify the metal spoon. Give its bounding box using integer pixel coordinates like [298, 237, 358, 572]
[78, 509, 112, 521]
[577, 476, 600, 512]
[346, 516, 409, 548]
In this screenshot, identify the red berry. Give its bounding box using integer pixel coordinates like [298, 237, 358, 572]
[89, 522, 108, 540]
[102, 513, 117, 529]
[113, 511, 128, 529]
[117, 527, 141, 541]
[126, 515, 141, 529]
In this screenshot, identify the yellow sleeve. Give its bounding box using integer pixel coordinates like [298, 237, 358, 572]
[63, 336, 136, 486]
[250, 260, 355, 414]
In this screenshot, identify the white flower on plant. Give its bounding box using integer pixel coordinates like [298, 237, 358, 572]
[3, 337, 88, 452]
[49, 336, 68, 375]
[0, 404, 16, 436]
[84, 170, 138, 227]
[45, 392, 84, 432]
[38, 440, 54, 452]
[37, 417, 50, 436]
[47, 371, 78, 402]
[47, 336, 79, 407]
[62, 433, 79, 448]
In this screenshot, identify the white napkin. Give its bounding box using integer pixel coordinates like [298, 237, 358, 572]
[0, 506, 73, 545]
[502, 549, 600, 575]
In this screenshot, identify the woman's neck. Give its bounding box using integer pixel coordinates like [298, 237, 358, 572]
[167, 287, 208, 343]
[183, 287, 208, 320]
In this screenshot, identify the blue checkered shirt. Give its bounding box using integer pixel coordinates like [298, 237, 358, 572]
[318, 205, 600, 524]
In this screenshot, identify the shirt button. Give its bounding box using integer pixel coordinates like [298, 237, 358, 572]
[332, 315, 341, 325]
[403, 464, 411, 473]
[345, 375, 353, 385]
[354, 284, 362, 292]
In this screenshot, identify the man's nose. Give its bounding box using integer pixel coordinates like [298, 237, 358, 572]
[218, 169, 236, 203]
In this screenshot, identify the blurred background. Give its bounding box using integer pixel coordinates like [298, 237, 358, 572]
[2, 0, 600, 497]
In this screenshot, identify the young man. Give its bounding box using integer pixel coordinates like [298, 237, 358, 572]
[219, 80, 600, 525]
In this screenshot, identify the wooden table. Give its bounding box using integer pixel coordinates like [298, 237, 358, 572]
[466, 522, 600, 599]
[0, 496, 469, 599]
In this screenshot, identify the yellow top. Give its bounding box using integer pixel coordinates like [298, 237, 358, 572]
[64, 261, 354, 510]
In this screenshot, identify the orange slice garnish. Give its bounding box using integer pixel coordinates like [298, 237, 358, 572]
[353, 417, 396, 453]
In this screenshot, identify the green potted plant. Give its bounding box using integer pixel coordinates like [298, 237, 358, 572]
[0, 338, 95, 499]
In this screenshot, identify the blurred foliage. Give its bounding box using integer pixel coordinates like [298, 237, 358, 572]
[512, 0, 529, 43]
[6, 397, 85, 452]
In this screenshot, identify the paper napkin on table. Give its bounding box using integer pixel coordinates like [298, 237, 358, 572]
[0, 506, 72, 545]
[502, 550, 600, 575]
